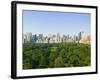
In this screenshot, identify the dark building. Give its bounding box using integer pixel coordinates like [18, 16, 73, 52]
[78, 32, 82, 41]
[32, 34, 37, 43]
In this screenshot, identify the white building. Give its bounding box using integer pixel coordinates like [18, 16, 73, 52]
[79, 34, 91, 44]
[23, 32, 32, 43]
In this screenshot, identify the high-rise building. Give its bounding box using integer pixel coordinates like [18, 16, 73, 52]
[38, 34, 43, 39]
[73, 35, 78, 43]
[23, 33, 27, 43]
[79, 34, 91, 44]
[78, 32, 84, 41]
[32, 34, 37, 43]
[23, 32, 32, 43]
[43, 36, 49, 43]
[52, 35, 56, 43]
[62, 35, 67, 42]
[66, 34, 72, 39]
[66, 34, 74, 43]
[57, 33, 61, 42]
[37, 34, 43, 43]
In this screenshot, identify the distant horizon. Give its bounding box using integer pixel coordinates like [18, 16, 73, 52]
[23, 10, 91, 36]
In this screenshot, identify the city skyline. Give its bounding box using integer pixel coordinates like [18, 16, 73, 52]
[23, 31, 91, 44]
[23, 32, 85, 37]
[23, 10, 91, 36]
[23, 31, 90, 38]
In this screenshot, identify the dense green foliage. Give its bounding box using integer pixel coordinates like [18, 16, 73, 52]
[23, 43, 91, 69]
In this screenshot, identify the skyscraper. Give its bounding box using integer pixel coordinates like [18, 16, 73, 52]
[38, 34, 43, 43]
[23, 32, 32, 43]
[62, 35, 66, 42]
[78, 32, 84, 41]
[57, 33, 61, 42]
[32, 34, 37, 43]
[73, 35, 78, 43]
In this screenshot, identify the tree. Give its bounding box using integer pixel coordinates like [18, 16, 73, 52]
[23, 58, 32, 69]
[23, 43, 91, 69]
[54, 57, 65, 67]
[49, 51, 56, 67]
[39, 55, 47, 68]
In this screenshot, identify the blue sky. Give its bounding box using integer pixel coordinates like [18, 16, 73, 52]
[23, 10, 91, 36]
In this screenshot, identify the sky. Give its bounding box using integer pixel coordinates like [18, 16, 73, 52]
[23, 10, 91, 36]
